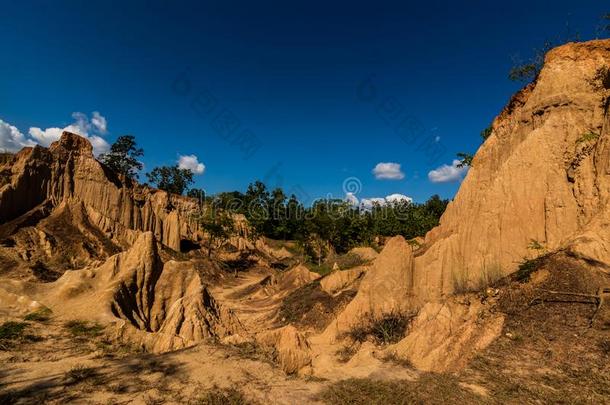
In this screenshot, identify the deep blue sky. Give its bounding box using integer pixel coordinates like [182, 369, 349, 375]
[1, 0, 607, 204]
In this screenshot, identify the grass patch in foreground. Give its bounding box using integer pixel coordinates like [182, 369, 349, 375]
[24, 308, 53, 322]
[0, 321, 28, 340]
[64, 320, 104, 338]
[64, 365, 97, 385]
[318, 375, 482, 405]
[0, 321, 41, 350]
[333, 253, 371, 270]
[190, 386, 254, 405]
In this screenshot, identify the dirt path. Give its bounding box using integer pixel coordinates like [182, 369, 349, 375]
[0, 316, 324, 404]
[209, 266, 281, 332]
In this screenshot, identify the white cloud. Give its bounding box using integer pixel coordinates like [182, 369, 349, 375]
[345, 192, 359, 206]
[178, 154, 206, 175]
[355, 194, 413, 210]
[360, 197, 386, 210]
[428, 159, 469, 183]
[372, 162, 405, 180]
[0, 119, 35, 152]
[28, 127, 63, 146]
[91, 111, 107, 134]
[0, 112, 110, 156]
[385, 193, 413, 204]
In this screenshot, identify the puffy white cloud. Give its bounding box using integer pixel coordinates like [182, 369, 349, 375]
[91, 111, 107, 134]
[372, 162, 405, 180]
[178, 154, 206, 175]
[0, 113, 110, 156]
[385, 193, 413, 204]
[428, 159, 469, 183]
[355, 194, 413, 210]
[345, 192, 359, 206]
[28, 126, 63, 146]
[0, 119, 35, 152]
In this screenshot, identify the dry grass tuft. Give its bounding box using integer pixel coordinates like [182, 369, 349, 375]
[189, 386, 254, 405]
[345, 311, 415, 345]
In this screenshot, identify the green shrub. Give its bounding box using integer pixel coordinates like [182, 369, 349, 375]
[0, 321, 28, 340]
[24, 308, 52, 322]
[334, 253, 370, 270]
[481, 126, 493, 140]
[576, 132, 600, 144]
[509, 63, 539, 83]
[64, 320, 104, 338]
[307, 263, 333, 276]
[0, 321, 31, 350]
[514, 254, 550, 283]
[64, 365, 97, 385]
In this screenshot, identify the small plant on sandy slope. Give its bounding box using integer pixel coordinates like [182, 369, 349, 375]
[346, 311, 415, 345]
[451, 270, 471, 295]
[527, 239, 546, 252]
[474, 264, 504, 291]
[64, 320, 104, 338]
[481, 125, 493, 141]
[576, 132, 600, 144]
[0, 321, 29, 349]
[24, 308, 52, 322]
[514, 253, 551, 283]
[406, 239, 421, 248]
[229, 341, 277, 365]
[334, 252, 370, 270]
[190, 386, 252, 405]
[307, 263, 333, 276]
[381, 352, 414, 368]
[336, 344, 359, 363]
[598, 339, 610, 356]
[452, 265, 503, 294]
[64, 364, 97, 385]
[589, 66, 610, 91]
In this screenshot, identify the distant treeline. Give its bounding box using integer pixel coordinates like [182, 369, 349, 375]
[97, 135, 449, 258]
[192, 181, 449, 255]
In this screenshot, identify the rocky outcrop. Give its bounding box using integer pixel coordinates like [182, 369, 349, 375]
[319, 266, 366, 296]
[258, 325, 312, 374]
[413, 40, 610, 298]
[322, 40, 610, 371]
[389, 298, 504, 371]
[0, 232, 247, 352]
[324, 236, 415, 338]
[0, 132, 200, 252]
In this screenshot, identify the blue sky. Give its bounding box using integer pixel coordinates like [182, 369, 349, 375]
[0, 0, 607, 204]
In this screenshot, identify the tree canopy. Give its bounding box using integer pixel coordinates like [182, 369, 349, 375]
[99, 135, 144, 178]
[146, 165, 194, 195]
[203, 181, 449, 261]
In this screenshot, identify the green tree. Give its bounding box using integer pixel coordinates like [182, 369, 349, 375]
[146, 165, 194, 195]
[195, 205, 236, 258]
[99, 135, 144, 178]
[480, 126, 492, 140]
[456, 152, 473, 168]
[508, 41, 553, 83]
[187, 188, 206, 206]
[244, 181, 270, 235]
